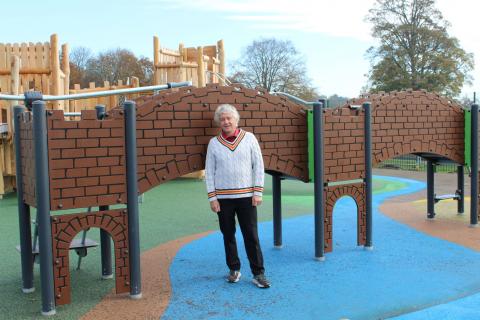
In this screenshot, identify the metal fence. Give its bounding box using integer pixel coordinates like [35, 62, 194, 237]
[375, 154, 459, 173]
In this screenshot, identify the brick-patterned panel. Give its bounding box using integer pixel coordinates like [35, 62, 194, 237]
[110, 84, 309, 194]
[353, 90, 464, 165]
[323, 107, 365, 182]
[19, 112, 36, 207]
[324, 183, 366, 252]
[51, 209, 129, 305]
[47, 110, 127, 210]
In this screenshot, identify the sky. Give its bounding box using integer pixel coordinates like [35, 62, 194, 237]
[2, 0, 478, 99]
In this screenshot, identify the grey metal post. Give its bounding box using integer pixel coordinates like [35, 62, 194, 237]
[272, 174, 282, 248]
[14, 105, 34, 293]
[457, 165, 464, 214]
[124, 101, 142, 298]
[99, 205, 112, 279]
[471, 104, 479, 226]
[364, 102, 373, 249]
[33, 101, 56, 315]
[96, 104, 113, 279]
[313, 102, 325, 260]
[427, 160, 435, 219]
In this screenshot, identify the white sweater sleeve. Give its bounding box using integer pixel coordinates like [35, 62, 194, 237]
[205, 139, 217, 201]
[251, 134, 265, 197]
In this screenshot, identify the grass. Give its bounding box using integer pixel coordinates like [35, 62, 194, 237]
[0, 175, 405, 319]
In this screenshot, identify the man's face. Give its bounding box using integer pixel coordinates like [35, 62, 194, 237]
[220, 112, 237, 136]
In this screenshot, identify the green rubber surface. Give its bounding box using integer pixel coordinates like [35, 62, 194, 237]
[0, 176, 403, 319]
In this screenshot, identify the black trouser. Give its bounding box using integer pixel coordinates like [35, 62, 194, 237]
[217, 197, 265, 276]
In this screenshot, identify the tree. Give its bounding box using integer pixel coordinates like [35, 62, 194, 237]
[69, 47, 93, 87]
[229, 38, 319, 101]
[85, 49, 153, 87]
[366, 0, 474, 97]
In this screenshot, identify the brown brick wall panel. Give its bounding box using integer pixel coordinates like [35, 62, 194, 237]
[323, 182, 367, 252]
[323, 107, 365, 182]
[47, 110, 127, 210]
[325, 90, 464, 185]
[113, 84, 309, 194]
[354, 90, 464, 165]
[19, 112, 36, 207]
[51, 209, 129, 305]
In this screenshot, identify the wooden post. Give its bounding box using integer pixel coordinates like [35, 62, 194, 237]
[5, 55, 21, 176]
[10, 55, 21, 112]
[72, 84, 80, 112]
[197, 46, 205, 87]
[50, 34, 61, 109]
[130, 76, 140, 100]
[61, 43, 70, 112]
[218, 40, 225, 85]
[178, 43, 185, 82]
[153, 36, 160, 85]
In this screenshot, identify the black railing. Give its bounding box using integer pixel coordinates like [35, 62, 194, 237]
[375, 154, 458, 173]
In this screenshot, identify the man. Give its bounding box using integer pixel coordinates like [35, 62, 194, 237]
[205, 104, 271, 289]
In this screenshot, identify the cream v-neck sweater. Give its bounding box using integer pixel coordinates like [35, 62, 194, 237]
[205, 129, 264, 201]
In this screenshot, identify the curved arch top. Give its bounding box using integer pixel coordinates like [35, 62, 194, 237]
[359, 90, 464, 165]
[128, 84, 310, 194]
[50, 209, 130, 305]
[323, 90, 465, 183]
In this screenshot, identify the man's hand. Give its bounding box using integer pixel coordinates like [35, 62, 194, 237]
[210, 200, 220, 213]
[252, 195, 262, 207]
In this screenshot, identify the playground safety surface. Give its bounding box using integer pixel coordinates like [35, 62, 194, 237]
[81, 169, 480, 320]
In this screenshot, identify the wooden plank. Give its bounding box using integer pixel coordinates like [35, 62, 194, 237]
[44, 42, 50, 70]
[35, 43, 43, 95]
[20, 43, 28, 69]
[28, 42, 35, 69]
[203, 45, 217, 58]
[0, 44, 6, 69]
[218, 39, 225, 85]
[197, 46, 205, 87]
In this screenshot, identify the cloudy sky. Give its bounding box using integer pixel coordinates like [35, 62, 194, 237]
[3, 0, 478, 99]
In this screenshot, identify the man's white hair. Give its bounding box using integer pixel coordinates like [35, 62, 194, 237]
[214, 104, 240, 125]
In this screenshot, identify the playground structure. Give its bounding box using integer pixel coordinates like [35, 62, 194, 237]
[0, 35, 226, 197]
[153, 36, 226, 87]
[6, 83, 480, 315]
[0, 34, 69, 197]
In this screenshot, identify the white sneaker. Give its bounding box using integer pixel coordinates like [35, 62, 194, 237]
[226, 270, 241, 283]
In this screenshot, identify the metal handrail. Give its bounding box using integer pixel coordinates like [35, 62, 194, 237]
[0, 81, 192, 101]
[270, 91, 317, 106]
[205, 71, 232, 85]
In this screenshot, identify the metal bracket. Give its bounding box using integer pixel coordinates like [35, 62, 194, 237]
[24, 91, 43, 111]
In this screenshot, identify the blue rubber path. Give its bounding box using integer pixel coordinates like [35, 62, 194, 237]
[162, 176, 480, 319]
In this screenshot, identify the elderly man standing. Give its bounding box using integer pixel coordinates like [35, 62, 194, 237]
[205, 104, 271, 289]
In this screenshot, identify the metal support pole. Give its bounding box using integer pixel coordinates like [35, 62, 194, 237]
[124, 101, 142, 298]
[427, 160, 435, 219]
[457, 165, 464, 214]
[96, 104, 113, 279]
[33, 101, 56, 315]
[272, 174, 282, 248]
[99, 206, 112, 279]
[364, 102, 373, 249]
[313, 102, 325, 260]
[14, 105, 34, 293]
[471, 104, 479, 226]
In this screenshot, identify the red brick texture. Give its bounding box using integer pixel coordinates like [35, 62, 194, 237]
[111, 84, 309, 194]
[47, 110, 127, 210]
[51, 209, 130, 305]
[323, 107, 365, 182]
[324, 183, 366, 252]
[323, 90, 464, 251]
[357, 90, 464, 165]
[18, 112, 36, 207]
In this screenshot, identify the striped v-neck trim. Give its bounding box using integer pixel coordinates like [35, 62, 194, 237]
[217, 129, 246, 151]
